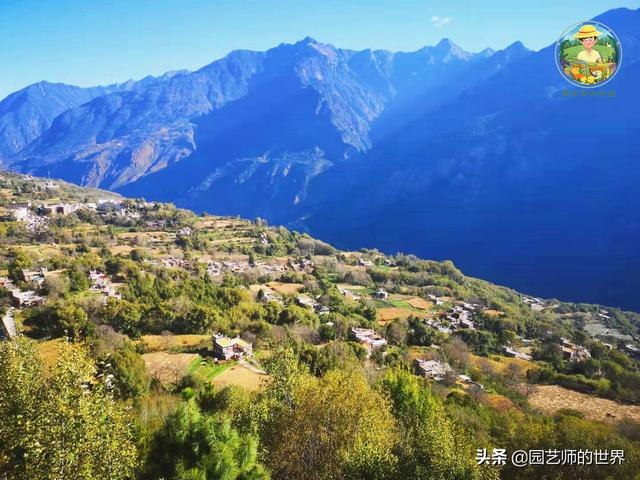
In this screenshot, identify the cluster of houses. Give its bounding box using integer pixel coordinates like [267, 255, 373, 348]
[415, 359, 452, 381]
[212, 333, 253, 360]
[21, 267, 51, 287]
[289, 258, 314, 272]
[161, 257, 192, 269]
[33, 179, 60, 191]
[89, 270, 121, 301]
[425, 303, 477, 334]
[6, 202, 49, 232]
[4, 197, 142, 231]
[206, 259, 289, 278]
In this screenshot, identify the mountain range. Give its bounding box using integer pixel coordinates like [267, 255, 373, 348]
[1, 7, 639, 310]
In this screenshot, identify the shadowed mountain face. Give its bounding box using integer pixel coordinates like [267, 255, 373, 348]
[1, 7, 639, 309]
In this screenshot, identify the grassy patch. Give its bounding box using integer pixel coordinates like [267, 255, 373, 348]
[188, 357, 234, 381]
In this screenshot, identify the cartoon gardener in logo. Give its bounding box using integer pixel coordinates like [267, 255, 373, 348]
[574, 24, 603, 64]
[556, 21, 621, 86]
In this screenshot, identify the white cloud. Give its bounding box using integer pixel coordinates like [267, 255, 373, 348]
[430, 16, 452, 28]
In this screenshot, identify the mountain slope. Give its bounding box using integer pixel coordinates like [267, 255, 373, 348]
[0, 81, 129, 161]
[1, 7, 638, 310]
[303, 7, 640, 309]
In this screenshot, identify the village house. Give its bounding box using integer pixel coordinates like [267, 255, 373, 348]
[212, 334, 253, 360]
[40, 202, 84, 216]
[503, 346, 532, 361]
[161, 257, 191, 269]
[625, 344, 640, 358]
[428, 294, 445, 306]
[34, 180, 60, 190]
[258, 290, 284, 305]
[97, 199, 123, 211]
[89, 270, 121, 300]
[446, 305, 476, 330]
[290, 258, 314, 272]
[337, 285, 360, 301]
[20, 267, 48, 287]
[350, 327, 387, 353]
[10, 206, 30, 221]
[206, 260, 222, 277]
[415, 359, 452, 381]
[7, 201, 32, 210]
[296, 294, 318, 310]
[424, 317, 453, 334]
[9, 289, 45, 308]
[522, 295, 547, 312]
[561, 338, 591, 362]
[373, 288, 389, 300]
[254, 262, 287, 275]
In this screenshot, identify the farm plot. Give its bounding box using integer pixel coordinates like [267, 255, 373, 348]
[528, 385, 640, 425]
[142, 352, 198, 384]
[140, 334, 211, 352]
[211, 364, 268, 392]
[266, 282, 305, 295]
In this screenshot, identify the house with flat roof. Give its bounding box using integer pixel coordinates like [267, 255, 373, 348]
[415, 359, 452, 381]
[503, 346, 532, 361]
[350, 327, 387, 353]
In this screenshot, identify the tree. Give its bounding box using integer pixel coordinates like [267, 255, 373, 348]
[146, 399, 269, 480]
[7, 250, 31, 283]
[66, 265, 90, 292]
[266, 368, 398, 480]
[379, 370, 499, 480]
[27, 303, 94, 339]
[99, 298, 142, 337]
[105, 343, 150, 399]
[42, 275, 69, 299]
[0, 338, 138, 479]
[386, 319, 408, 346]
[408, 316, 434, 346]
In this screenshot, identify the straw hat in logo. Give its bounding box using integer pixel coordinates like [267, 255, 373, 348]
[573, 24, 604, 39]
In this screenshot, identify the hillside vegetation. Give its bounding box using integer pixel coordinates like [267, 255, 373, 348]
[1, 172, 640, 479]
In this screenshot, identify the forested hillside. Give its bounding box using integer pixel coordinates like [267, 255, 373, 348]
[1, 172, 640, 479]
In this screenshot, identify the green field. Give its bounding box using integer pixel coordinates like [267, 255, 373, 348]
[187, 356, 234, 381]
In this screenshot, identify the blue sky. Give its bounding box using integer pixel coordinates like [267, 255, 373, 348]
[1, 0, 638, 99]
